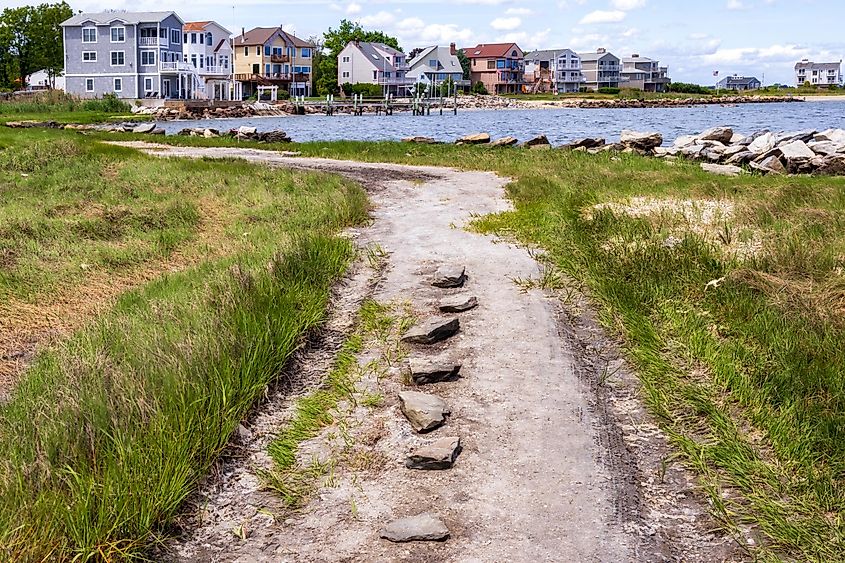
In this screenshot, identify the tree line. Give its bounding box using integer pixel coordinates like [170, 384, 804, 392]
[0, 2, 71, 91]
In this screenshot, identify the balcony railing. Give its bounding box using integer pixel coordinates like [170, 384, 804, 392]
[377, 77, 415, 86]
[269, 54, 289, 63]
[139, 36, 167, 47]
[201, 66, 230, 76]
[160, 61, 195, 72]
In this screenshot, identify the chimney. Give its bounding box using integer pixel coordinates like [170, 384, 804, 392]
[631, 53, 639, 58]
[597, 47, 606, 54]
[450, 42, 456, 55]
[241, 27, 245, 43]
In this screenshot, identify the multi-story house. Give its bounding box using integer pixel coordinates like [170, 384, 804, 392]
[715, 74, 761, 91]
[523, 49, 584, 93]
[620, 54, 670, 92]
[232, 27, 314, 99]
[464, 42, 525, 94]
[795, 59, 842, 88]
[61, 11, 198, 99]
[183, 21, 233, 100]
[578, 48, 621, 91]
[337, 41, 414, 96]
[406, 43, 469, 94]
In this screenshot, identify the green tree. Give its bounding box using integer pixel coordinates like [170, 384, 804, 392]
[0, 2, 72, 90]
[456, 49, 471, 81]
[316, 19, 401, 95]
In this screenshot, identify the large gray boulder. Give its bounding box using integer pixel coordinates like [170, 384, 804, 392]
[432, 265, 466, 288]
[405, 436, 461, 470]
[620, 129, 663, 150]
[132, 122, 156, 134]
[438, 294, 478, 313]
[398, 391, 451, 432]
[701, 163, 744, 177]
[698, 126, 733, 144]
[779, 140, 816, 160]
[725, 150, 755, 165]
[562, 137, 605, 150]
[672, 134, 698, 148]
[491, 136, 519, 147]
[808, 141, 843, 156]
[408, 357, 461, 385]
[815, 154, 845, 175]
[815, 128, 845, 144]
[747, 132, 776, 154]
[401, 317, 460, 345]
[380, 513, 449, 542]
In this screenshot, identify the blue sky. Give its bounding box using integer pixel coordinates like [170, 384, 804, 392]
[5, 0, 843, 84]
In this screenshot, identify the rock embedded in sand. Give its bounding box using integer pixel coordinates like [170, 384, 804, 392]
[491, 136, 519, 147]
[405, 436, 461, 470]
[401, 317, 460, 345]
[432, 265, 466, 288]
[455, 132, 491, 145]
[409, 357, 461, 385]
[438, 294, 478, 313]
[398, 391, 450, 432]
[380, 513, 450, 542]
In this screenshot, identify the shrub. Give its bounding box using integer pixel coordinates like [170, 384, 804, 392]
[81, 93, 131, 113]
[471, 81, 488, 95]
[667, 82, 712, 95]
[597, 87, 620, 95]
[340, 82, 383, 98]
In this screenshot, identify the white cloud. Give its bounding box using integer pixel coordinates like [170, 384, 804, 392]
[345, 2, 361, 15]
[490, 17, 521, 31]
[358, 11, 395, 27]
[579, 10, 626, 24]
[726, 0, 745, 9]
[505, 7, 533, 15]
[610, 0, 645, 10]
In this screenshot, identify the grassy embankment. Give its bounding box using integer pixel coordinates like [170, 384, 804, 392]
[0, 128, 367, 560]
[0, 91, 148, 124]
[134, 134, 845, 561]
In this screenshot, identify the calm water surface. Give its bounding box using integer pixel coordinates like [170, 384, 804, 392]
[157, 100, 845, 145]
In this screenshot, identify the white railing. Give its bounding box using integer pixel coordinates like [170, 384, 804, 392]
[160, 61, 195, 72]
[139, 37, 167, 47]
[378, 77, 415, 86]
[202, 66, 229, 75]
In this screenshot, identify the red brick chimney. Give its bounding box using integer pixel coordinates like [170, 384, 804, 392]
[450, 42, 456, 55]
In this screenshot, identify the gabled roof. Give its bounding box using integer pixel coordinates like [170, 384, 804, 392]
[62, 11, 181, 27]
[578, 50, 619, 62]
[795, 60, 841, 70]
[348, 42, 405, 72]
[464, 43, 521, 58]
[408, 45, 462, 75]
[621, 55, 655, 64]
[524, 49, 578, 62]
[233, 26, 313, 48]
[720, 75, 760, 84]
[183, 21, 210, 32]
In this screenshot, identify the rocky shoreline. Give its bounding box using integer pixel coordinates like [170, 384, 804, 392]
[125, 94, 802, 121]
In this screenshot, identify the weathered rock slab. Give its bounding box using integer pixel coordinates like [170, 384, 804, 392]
[491, 136, 519, 147]
[456, 132, 490, 145]
[401, 317, 459, 345]
[698, 126, 733, 144]
[779, 140, 815, 160]
[132, 122, 156, 134]
[398, 391, 451, 432]
[700, 163, 744, 177]
[380, 513, 450, 542]
[409, 357, 461, 385]
[523, 135, 551, 148]
[432, 265, 466, 288]
[402, 136, 437, 144]
[438, 294, 478, 313]
[620, 129, 663, 150]
[405, 436, 461, 470]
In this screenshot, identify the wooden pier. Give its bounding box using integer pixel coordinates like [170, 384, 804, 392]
[290, 93, 459, 117]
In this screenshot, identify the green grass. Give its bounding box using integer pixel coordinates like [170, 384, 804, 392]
[0, 91, 146, 124]
[134, 138, 845, 561]
[0, 130, 368, 560]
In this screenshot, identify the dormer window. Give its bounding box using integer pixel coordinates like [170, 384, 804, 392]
[110, 26, 125, 43]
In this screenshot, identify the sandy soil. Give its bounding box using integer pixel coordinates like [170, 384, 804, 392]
[112, 142, 745, 562]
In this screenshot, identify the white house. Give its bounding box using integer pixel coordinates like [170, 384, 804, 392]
[27, 69, 66, 91]
[524, 49, 584, 93]
[337, 41, 414, 95]
[795, 59, 842, 88]
[407, 44, 468, 95]
[183, 21, 233, 100]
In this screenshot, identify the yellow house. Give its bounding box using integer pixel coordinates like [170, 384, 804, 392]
[232, 27, 314, 98]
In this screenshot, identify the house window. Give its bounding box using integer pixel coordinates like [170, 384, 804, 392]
[429, 59, 438, 67]
[191, 54, 197, 67]
[373, 70, 377, 80]
[141, 50, 156, 66]
[183, 33, 187, 43]
[171, 29, 180, 44]
[144, 77, 153, 92]
[82, 51, 96, 62]
[206, 33, 212, 46]
[113, 77, 122, 92]
[159, 28, 167, 39]
[199, 56, 204, 69]
[85, 78, 94, 92]
[110, 26, 125, 42]
[342, 56, 350, 63]
[264, 45, 271, 56]
[301, 48, 311, 57]
[220, 55, 229, 69]
[82, 27, 97, 43]
[244, 46, 249, 56]
[342, 71, 349, 78]
[265, 63, 271, 74]
[191, 33, 196, 44]
[110, 51, 125, 66]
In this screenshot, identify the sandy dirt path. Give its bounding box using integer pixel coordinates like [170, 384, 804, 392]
[112, 142, 742, 563]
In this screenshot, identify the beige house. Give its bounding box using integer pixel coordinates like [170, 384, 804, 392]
[578, 48, 620, 90]
[620, 54, 670, 92]
[464, 42, 525, 94]
[232, 27, 314, 99]
[337, 41, 413, 96]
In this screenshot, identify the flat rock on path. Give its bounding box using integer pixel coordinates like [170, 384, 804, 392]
[408, 357, 461, 385]
[380, 513, 450, 542]
[438, 294, 478, 313]
[398, 391, 451, 433]
[432, 265, 466, 288]
[406, 436, 461, 470]
[401, 317, 459, 345]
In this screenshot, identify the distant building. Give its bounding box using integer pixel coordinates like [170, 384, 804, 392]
[463, 42, 525, 94]
[794, 59, 842, 88]
[337, 41, 413, 96]
[233, 27, 315, 100]
[620, 54, 670, 92]
[578, 48, 620, 90]
[183, 21, 233, 100]
[406, 43, 469, 93]
[61, 11, 194, 99]
[716, 74, 761, 91]
[523, 49, 584, 93]
[27, 69, 65, 91]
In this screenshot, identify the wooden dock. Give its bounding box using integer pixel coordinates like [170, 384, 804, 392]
[290, 94, 459, 116]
